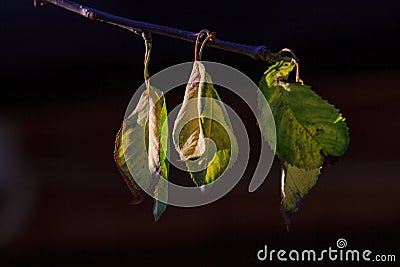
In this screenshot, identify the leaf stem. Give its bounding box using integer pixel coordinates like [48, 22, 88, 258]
[142, 32, 152, 95]
[35, 0, 296, 63]
[276, 48, 302, 83]
[194, 30, 215, 61]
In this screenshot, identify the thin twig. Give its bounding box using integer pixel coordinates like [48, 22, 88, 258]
[35, 0, 295, 63]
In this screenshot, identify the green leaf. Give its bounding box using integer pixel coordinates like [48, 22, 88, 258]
[264, 61, 295, 87]
[173, 61, 238, 186]
[258, 60, 350, 226]
[280, 162, 320, 225]
[259, 66, 349, 169]
[114, 87, 169, 221]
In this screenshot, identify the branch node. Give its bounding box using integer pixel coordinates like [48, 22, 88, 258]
[142, 32, 152, 43]
[33, 0, 46, 7]
[87, 10, 95, 19]
[132, 29, 143, 36]
[257, 47, 273, 62]
[208, 31, 217, 43]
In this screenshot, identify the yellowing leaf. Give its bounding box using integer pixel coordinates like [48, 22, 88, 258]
[173, 61, 238, 186]
[280, 162, 320, 225]
[114, 126, 144, 205]
[114, 87, 169, 221]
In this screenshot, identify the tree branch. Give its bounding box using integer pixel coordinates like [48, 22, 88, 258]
[34, 0, 295, 63]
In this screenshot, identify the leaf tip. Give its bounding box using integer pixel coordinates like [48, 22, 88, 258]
[153, 199, 167, 222]
[280, 200, 299, 228]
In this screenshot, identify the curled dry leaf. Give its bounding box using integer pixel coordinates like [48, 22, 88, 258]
[173, 61, 238, 186]
[114, 87, 169, 221]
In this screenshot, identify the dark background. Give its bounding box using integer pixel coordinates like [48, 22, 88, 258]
[1, 0, 399, 266]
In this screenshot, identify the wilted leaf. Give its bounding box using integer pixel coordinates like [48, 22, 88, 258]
[148, 88, 169, 221]
[114, 126, 144, 205]
[173, 61, 238, 186]
[114, 87, 169, 220]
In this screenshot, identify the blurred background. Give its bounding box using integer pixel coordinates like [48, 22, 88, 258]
[1, 0, 399, 266]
